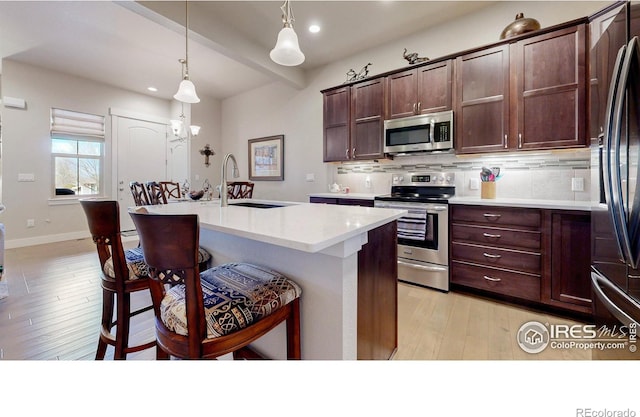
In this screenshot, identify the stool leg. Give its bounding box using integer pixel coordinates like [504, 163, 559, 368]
[286, 298, 301, 360]
[95, 289, 113, 360]
[113, 292, 131, 360]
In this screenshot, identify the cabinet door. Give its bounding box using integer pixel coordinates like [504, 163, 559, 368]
[386, 69, 418, 119]
[351, 78, 384, 160]
[547, 211, 592, 312]
[513, 24, 587, 150]
[455, 44, 510, 154]
[323, 87, 351, 162]
[417, 59, 453, 114]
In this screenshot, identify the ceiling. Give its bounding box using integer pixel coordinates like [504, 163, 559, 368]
[0, 1, 498, 101]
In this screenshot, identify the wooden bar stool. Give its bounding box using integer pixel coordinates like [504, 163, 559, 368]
[227, 181, 254, 199]
[130, 211, 301, 360]
[129, 181, 151, 206]
[80, 199, 157, 359]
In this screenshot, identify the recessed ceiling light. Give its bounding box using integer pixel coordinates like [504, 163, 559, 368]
[147, 87, 158, 92]
[309, 24, 320, 34]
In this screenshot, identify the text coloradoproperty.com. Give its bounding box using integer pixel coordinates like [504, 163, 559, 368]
[551, 341, 628, 350]
[576, 409, 636, 417]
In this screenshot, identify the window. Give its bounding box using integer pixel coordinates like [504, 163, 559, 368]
[50, 108, 105, 197]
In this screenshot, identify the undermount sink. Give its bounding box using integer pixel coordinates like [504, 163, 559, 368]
[228, 202, 284, 209]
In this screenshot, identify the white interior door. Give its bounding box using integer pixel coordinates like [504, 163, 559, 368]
[115, 116, 168, 231]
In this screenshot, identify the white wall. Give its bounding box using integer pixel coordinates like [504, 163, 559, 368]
[219, 1, 610, 202]
[0, 59, 221, 247]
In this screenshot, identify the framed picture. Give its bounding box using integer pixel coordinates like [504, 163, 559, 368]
[248, 135, 284, 181]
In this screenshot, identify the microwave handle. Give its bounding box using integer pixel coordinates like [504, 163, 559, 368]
[429, 119, 435, 143]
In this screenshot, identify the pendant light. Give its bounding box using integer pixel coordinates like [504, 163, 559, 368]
[270, 0, 305, 66]
[174, 0, 200, 103]
[170, 102, 201, 141]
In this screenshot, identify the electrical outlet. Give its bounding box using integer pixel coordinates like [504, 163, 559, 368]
[470, 178, 480, 190]
[27, 219, 35, 228]
[306, 173, 315, 182]
[571, 177, 584, 192]
[365, 176, 372, 189]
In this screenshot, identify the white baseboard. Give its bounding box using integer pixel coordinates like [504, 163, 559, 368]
[6, 231, 139, 249]
[6, 231, 90, 249]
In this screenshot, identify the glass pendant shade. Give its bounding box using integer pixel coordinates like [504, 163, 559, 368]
[174, 78, 200, 103]
[190, 125, 201, 136]
[270, 27, 305, 66]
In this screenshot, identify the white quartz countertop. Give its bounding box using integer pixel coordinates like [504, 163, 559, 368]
[309, 192, 381, 200]
[139, 199, 406, 253]
[449, 196, 592, 211]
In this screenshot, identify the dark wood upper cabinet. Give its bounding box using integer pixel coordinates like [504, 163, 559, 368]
[455, 45, 510, 154]
[386, 59, 453, 119]
[455, 23, 587, 154]
[513, 24, 587, 150]
[351, 78, 385, 160]
[323, 86, 351, 162]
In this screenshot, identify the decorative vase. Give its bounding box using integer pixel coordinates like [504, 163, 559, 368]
[500, 13, 541, 39]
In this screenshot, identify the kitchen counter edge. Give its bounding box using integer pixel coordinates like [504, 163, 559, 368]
[449, 196, 592, 211]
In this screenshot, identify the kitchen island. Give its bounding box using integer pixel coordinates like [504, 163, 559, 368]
[141, 199, 405, 360]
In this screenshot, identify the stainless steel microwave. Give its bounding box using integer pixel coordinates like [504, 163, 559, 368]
[383, 110, 453, 155]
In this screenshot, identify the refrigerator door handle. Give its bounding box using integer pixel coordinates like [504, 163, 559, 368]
[603, 43, 628, 264]
[612, 37, 640, 268]
[591, 271, 640, 326]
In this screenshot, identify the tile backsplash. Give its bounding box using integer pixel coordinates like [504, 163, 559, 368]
[329, 149, 592, 201]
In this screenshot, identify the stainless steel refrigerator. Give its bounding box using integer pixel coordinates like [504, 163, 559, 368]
[590, 0, 640, 333]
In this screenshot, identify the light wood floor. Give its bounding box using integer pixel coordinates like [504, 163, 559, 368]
[0, 237, 617, 360]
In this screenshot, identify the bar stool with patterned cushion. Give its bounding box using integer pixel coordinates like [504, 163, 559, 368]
[80, 199, 157, 359]
[130, 211, 301, 359]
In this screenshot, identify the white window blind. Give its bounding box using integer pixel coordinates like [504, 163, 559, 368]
[51, 108, 104, 139]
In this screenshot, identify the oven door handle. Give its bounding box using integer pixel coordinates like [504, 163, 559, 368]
[398, 260, 447, 272]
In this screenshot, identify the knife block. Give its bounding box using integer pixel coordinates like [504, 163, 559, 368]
[481, 181, 496, 199]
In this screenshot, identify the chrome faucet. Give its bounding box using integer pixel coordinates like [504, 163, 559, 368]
[220, 153, 239, 207]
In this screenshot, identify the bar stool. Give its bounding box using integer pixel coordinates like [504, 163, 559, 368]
[80, 199, 157, 359]
[130, 211, 302, 359]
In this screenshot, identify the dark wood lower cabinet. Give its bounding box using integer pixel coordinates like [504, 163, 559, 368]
[542, 210, 592, 314]
[357, 221, 398, 360]
[450, 204, 592, 318]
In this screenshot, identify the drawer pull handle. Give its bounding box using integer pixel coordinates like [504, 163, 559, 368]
[483, 213, 501, 219]
[483, 275, 502, 282]
[483, 233, 501, 238]
[483, 253, 502, 259]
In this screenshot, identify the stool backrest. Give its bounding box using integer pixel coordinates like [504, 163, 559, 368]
[129, 211, 206, 351]
[159, 181, 182, 201]
[129, 181, 150, 206]
[80, 200, 128, 285]
[146, 181, 165, 205]
[227, 181, 254, 199]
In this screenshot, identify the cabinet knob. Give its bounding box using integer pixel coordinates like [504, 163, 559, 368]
[345, 148, 350, 159]
[352, 147, 356, 158]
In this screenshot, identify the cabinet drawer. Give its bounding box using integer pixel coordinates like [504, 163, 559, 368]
[451, 205, 541, 228]
[451, 224, 541, 250]
[451, 242, 541, 274]
[451, 261, 541, 301]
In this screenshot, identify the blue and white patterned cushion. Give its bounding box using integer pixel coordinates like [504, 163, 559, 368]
[103, 246, 211, 281]
[103, 247, 149, 280]
[160, 262, 301, 339]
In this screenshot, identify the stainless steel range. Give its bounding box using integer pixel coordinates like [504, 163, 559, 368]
[374, 172, 455, 291]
